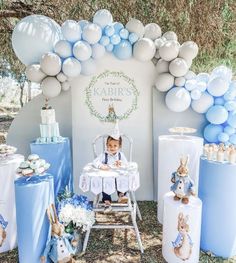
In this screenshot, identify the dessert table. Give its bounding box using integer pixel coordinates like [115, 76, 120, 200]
[0, 154, 24, 253]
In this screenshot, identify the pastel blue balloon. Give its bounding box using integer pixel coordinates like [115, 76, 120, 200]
[224, 125, 235, 135]
[93, 9, 113, 29]
[185, 79, 197, 91]
[61, 20, 81, 43]
[218, 132, 229, 143]
[229, 81, 236, 90]
[224, 90, 235, 101]
[206, 105, 228, 124]
[99, 35, 110, 46]
[104, 25, 115, 36]
[228, 111, 236, 128]
[128, 32, 139, 44]
[196, 72, 210, 83]
[113, 40, 132, 60]
[191, 89, 202, 100]
[229, 134, 236, 144]
[224, 101, 236, 111]
[110, 34, 121, 45]
[211, 65, 232, 82]
[119, 28, 129, 39]
[112, 22, 124, 33]
[214, 97, 225, 105]
[105, 43, 114, 52]
[204, 124, 223, 143]
[196, 81, 207, 92]
[207, 77, 229, 97]
[78, 20, 90, 30]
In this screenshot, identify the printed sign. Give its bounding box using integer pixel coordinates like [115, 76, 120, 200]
[85, 70, 139, 122]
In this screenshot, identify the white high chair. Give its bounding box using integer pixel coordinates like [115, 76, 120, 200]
[82, 133, 144, 253]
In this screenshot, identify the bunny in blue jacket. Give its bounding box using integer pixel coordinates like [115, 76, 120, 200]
[41, 204, 76, 263]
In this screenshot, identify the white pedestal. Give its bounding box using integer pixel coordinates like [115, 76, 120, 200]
[162, 192, 202, 263]
[0, 154, 24, 253]
[157, 135, 203, 223]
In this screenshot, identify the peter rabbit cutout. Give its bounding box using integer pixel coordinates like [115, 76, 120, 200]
[171, 156, 195, 204]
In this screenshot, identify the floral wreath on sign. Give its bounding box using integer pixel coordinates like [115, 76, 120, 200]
[85, 70, 139, 122]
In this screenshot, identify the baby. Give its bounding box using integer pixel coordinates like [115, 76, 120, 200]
[93, 135, 128, 213]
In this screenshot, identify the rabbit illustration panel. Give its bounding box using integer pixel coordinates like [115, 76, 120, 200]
[0, 214, 8, 248]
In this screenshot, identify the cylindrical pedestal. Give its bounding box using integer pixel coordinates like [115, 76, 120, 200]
[15, 174, 54, 263]
[162, 192, 202, 263]
[199, 157, 236, 258]
[157, 135, 203, 224]
[0, 154, 24, 253]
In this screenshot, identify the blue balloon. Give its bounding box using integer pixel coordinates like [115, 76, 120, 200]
[218, 132, 229, 143]
[206, 105, 228, 124]
[104, 25, 115, 36]
[78, 20, 90, 30]
[110, 34, 121, 45]
[224, 101, 236, 111]
[112, 22, 124, 33]
[214, 97, 225, 105]
[224, 90, 235, 101]
[224, 125, 235, 135]
[204, 124, 223, 143]
[93, 9, 113, 29]
[196, 73, 210, 83]
[99, 35, 110, 46]
[113, 40, 132, 60]
[119, 28, 129, 39]
[228, 111, 236, 128]
[229, 134, 236, 144]
[128, 32, 139, 44]
[105, 43, 114, 52]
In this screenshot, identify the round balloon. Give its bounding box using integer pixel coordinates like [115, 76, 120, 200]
[12, 15, 62, 65]
[82, 23, 102, 44]
[113, 22, 124, 33]
[184, 70, 196, 80]
[196, 81, 207, 92]
[40, 52, 62, 76]
[196, 72, 210, 83]
[174, 77, 186, 87]
[93, 9, 113, 29]
[73, 41, 92, 61]
[125, 18, 145, 39]
[78, 20, 90, 30]
[92, 43, 105, 59]
[218, 132, 229, 143]
[144, 23, 162, 40]
[81, 58, 96, 76]
[128, 32, 139, 44]
[56, 72, 67, 82]
[185, 79, 197, 91]
[155, 73, 174, 92]
[113, 40, 132, 60]
[104, 25, 115, 36]
[229, 134, 236, 144]
[154, 38, 165, 49]
[206, 105, 228, 124]
[162, 31, 178, 41]
[190, 89, 202, 100]
[99, 36, 110, 46]
[191, 92, 214, 113]
[119, 29, 129, 39]
[227, 111, 236, 128]
[110, 34, 121, 45]
[211, 65, 232, 82]
[25, 64, 46, 83]
[204, 124, 223, 143]
[169, 58, 189, 77]
[41, 77, 61, 98]
[207, 77, 229, 97]
[179, 41, 199, 60]
[224, 126, 235, 136]
[133, 38, 156, 61]
[54, 40, 72, 58]
[62, 57, 81, 77]
[224, 101, 236, 111]
[159, 40, 180, 62]
[165, 87, 191, 112]
[156, 59, 169, 74]
[61, 20, 81, 43]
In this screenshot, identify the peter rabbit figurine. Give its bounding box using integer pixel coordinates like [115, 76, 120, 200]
[172, 212, 193, 261]
[0, 214, 8, 247]
[41, 204, 76, 263]
[171, 156, 195, 204]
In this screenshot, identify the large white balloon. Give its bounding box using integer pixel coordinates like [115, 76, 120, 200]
[12, 15, 62, 65]
[92, 43, 105, 59]
[25, 64, 46, 83]
[191, 92, 214, 113]
[169, 58, 189, 77]
[61, 20, 81, 43]
[162, 31, 178, 41]
[73, 41, 92, 61]
[159, 40, 180, 62]
[82, 23, 102, 44]
[156, 59, 169, 74]
[81, 58, 96, 76]
[41, 77, 61, 98]
[155, 73, 174, 92]
[144, 23, 162, 40]
[40, 52, 62, 76]
[93, 9, 113, 29]
[165, 87, 191, 112]
[54, 40, 72, 58]
[125, 18, 145, 39]
[179, 41, 199, 60]
[133, 38, 156, 61]
[207, 77, 229, 97]
[62, 57, 81, 77]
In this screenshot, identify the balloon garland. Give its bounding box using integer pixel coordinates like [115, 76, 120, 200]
[11, 9, 235, 144]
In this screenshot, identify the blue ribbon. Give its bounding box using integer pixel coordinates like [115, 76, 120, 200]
[14, 173, 53, 186]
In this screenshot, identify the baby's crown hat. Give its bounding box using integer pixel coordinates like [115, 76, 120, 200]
[109, 120, 120, 140]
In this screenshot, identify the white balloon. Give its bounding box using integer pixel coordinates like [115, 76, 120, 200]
[184, 56, 192, 68]
[191, 92, 214, 113]
[82, 23, 102, 44]
[169, 58, 189, 77]
[125, 18, 145, 39]
[25, 64, 46, 83]
[133, 38, 156, 61]
[165, 87, 191, 112]
[207, 77, 229, 97]
[54, 40, 72, 58]
[174, 77, 186, 87]
[40, 52, 62, 76]
[12, 15, 62, 65]
[61, 20, 81, 43]
[41, 77, 61, 98]
[73, 41, 92, 61]
[93, 9, 113, 29]
[191, 88, 202, 100]
[61, 81, 70, 91]
[185, 79, 197, 91]
[81, 58, 96, 76]
[56, 72, 67, 82]
[179, 41, 199, 60]
[162, 31, 178, 41]
[159, 41, 180, 62]
[154, 37, 165, 49]
[156, 59, 169, 74]
[155, 73, 174, 92]
[92, 43, 106, 59]
[62, 57, 81, 77]
[184, 70, 196, 80]
[144, 23, 162, 40]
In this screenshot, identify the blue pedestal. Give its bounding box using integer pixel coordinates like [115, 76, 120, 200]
[30, 138, 73, 198]
[199, 157, 236, 258]
[15, 174, 54, 263]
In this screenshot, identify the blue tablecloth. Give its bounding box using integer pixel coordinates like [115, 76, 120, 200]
[30, 137, 73, 198]
[15, 174, 54, 263]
